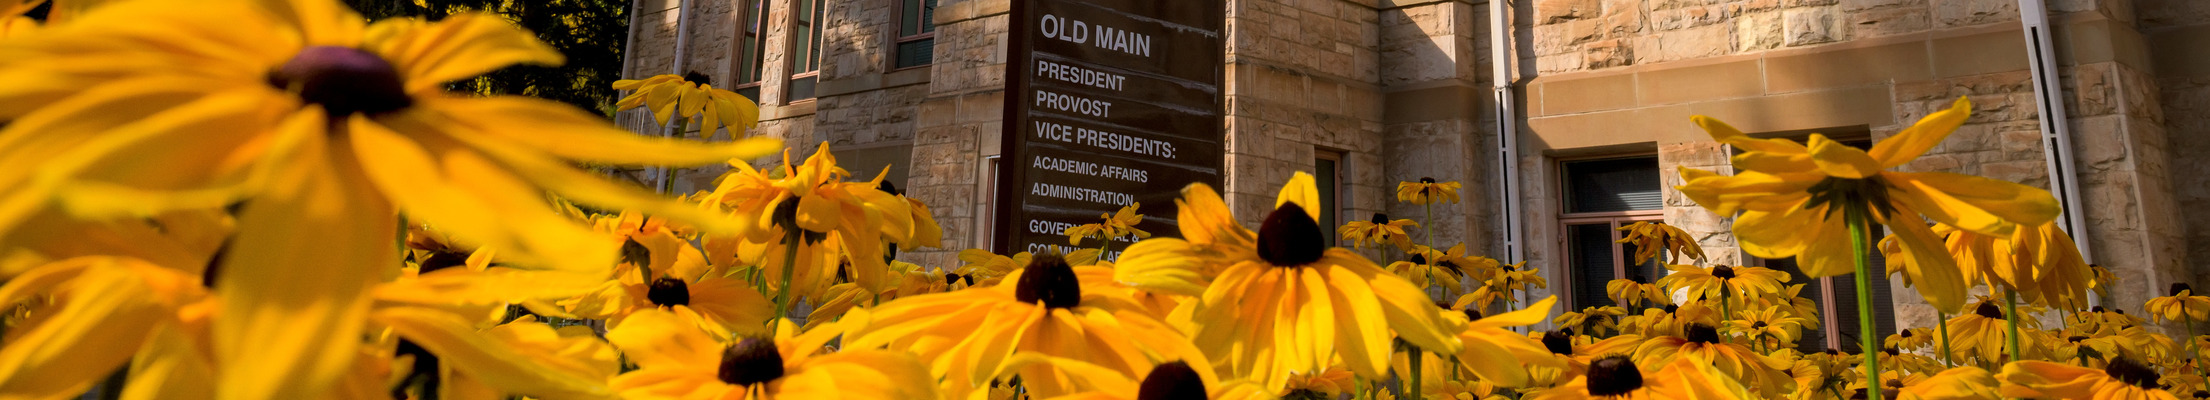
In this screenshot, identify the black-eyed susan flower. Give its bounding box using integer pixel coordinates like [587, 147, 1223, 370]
[1633, 324, 1796, 397]
[1280, 365, 1355, 399]
[1941, 221, 2092, 308]
[612, 72, 760, 136]
[560, 222, 773, 339]
[1723, 306, 1810, 350]
[1064, 202, 1150, 252]
[1339, 213, 1418, 253]
[1528, 354, 1756, 400]
[1891, 365, 2001, 400]
[842, 253, 1203, 398]
[1609, 276, 1669, 307]
[1675, 97, 2059, 314]
[1019, 358, 1274, 400]
[2000, 358, 2182, 400]
[1616, 221, 1704, 265]
[2091, 263, 2121, 300]
[1945, 299, 2043, 364]
[0, 3, 780, 397]
[370, 310, 620, 399]
[1658, 264, 1789, 306]
[704, 146, 918, 307]
[2147, 284, 2210, 324]
[1555, 306, 1628, 337]
[0, 256, 215, 399]
[606, 310, 935, 399]
[1441, 296, 1570, 387]
[1888, 328, 1935, 352]
[1174, 172, 1464, 390]
[1396, 177, 1462, 205]
[1466, 260, 1546, 310]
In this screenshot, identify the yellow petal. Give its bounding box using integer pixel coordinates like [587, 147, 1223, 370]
[427, 96, 781, 166]
[1882, 205, 1968, 313]
[1276, 172, 1321, 221]
[367, 12, 564, 94]
[373, 307, 618, 399]
[214, 132, 395, 400]
[795, 193, 843, 233]
[1870, 97, 1972, 168]
[252, 0, 363, 46]
[1887, 171, 2060, 236]
[0, 258, 164, 399]
[1806, 134, 1883, 179]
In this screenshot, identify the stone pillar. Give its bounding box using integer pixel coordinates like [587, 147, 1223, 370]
[900, 0, 1010, 268]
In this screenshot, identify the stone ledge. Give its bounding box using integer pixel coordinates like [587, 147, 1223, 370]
[817, 67, 933, 98]
[936, 0, 1011, 25]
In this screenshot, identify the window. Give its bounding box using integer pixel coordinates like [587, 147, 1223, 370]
[787, 0, 828, 101]
[732, 0, 770, 100]
[894, 0, 937, 69]
[1558, 156, 1664, 310]
[1315, 151, 1344, 244]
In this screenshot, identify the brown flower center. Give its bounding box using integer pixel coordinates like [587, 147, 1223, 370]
[1711, 265, 1736, 279]
[269, 46, 411, 116]
[1586, 356, 1644, 396]
[647, 277, 690, 307]
[1256, 203, 1326, 267]
[2104, 357, 2161, 389]
[1014, 254, 1081, 309]
[1135, 361, 1208, 400]
[1542, 330, 1575, 355]
[1685, 324, 1721, 344]
[1974, 302, 2006, 319]
[718, 338, 785, 386]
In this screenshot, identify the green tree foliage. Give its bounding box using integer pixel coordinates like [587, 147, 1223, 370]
[343, 0, 629, 115]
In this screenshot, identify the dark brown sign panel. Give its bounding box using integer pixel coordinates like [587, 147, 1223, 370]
[997, 0, 1225, 260]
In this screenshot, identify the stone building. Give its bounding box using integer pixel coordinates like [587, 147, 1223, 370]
[620, 0, 2210, 348]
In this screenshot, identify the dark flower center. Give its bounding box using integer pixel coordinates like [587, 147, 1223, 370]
[768, 199, 829, 244]
[1014, 254, 1081, 309]
[1585, 356, 1644, 396]
[1974, 302, 2006, 319]
[2093, 306, 2107, 313]
[683, 70, 714, 87]
[1711, 265, 1736, 279]
[1256, 203, 1326, 267]
[1663, 304, 1679, 313]
[1542, 330, 1575, 355]
[2104, 357, 2161, 389]
[2193, 390, 2208, 399]
[1881, 346, 1898, 356]
[2068, 336, 2089, 343]
[2175, 283, 2195, 297]
[1805, 176, 1899, 220]
[391, 339, 442, 398]
[647, 277, 690, 307]
[270, 46, 411, 116]
[620, 238, 652, 267]
[419, 251, 469, 274]
[1462, 309, 1484, 322]
[1135, 361, 1207, 400]
[1500, 262, 1517, 272]
[1685, 324, 1721, 344]
[1407, 254, 1428, 266]
[878, 180, 901, 196]
[1751, 321, 1768, 329]
[1419, 177, 1436, 184]
[961, 274, 975, 286]
[718, 338, 785, 386]
[1899, 330, 1914, 338]
[944, 273, 961, 286]
[1370, 213, 1389, 225]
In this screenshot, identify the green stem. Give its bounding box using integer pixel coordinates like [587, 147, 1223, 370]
[1407, 347, 1423, 400]
[1845, 213, 1884, 400]
[2187, 303, 2207, 389]
[769, 232, 802, 330]
[2004, 289, 2023, 364]
[1938, 311, 1954, 368]
[1423, 202, 1436, 270]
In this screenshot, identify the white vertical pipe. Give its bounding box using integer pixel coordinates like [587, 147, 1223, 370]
[655, 0, 696, 193]
[2017, 0, 2098, 305]
[1490, 0, 1525, 307]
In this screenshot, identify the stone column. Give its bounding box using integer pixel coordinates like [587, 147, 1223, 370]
[900, 0, 1010, 268]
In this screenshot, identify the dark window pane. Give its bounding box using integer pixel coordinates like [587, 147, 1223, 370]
[901, 0, 937, 36]
[1568, 223, 1617, 310]
[894, 38, 934, 68]
[735, 86, 762, 103]
[788, 76, 817, 101]
[1563, 157, 1662, 213]
[1315, 158, 1339, 244]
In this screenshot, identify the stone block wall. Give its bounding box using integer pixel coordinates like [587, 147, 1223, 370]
[897, 0, 1008, 268]
[2145, 0, 2210, 295]
[1224, 0, 1388, 236]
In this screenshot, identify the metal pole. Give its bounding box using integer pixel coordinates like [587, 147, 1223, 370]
[655, 0, 696, 194]
[1490, 0, 1527, 309]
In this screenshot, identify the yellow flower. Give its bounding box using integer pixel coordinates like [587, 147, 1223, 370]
[1461, 261, 1546, 311]
[2146, 284, 2210, 323]
[953, 248, 1029, 286]
[370, 311, 621, 399]
[1945, 299, 2043, 364]
[1657, 264, 1789, 304]
[605, 310, 935, 399]
[1529, 354, 1756, 400]
[1887, 328, 1935, 352]
[1280, 364, 1355, 398]
[1615, 221, 1704, 265]
[1173, 172, 1464, 390]
[1064, 202, 1150, 247]
[1396, 177, 1462, 205]
[612, 72, 760, 136]
[1441, 296, 1571, 387]
[1554, 306, 1627, 337]
[1608, 277, 1669, 307]
[842, 253, 1203, 399]
[1940, 221, 2092, 307]
[1019, 359, 1275, 400]
[1894, 366, 2001, 400]
[703, 146, 918, 300]
[2000, 358, 2182, 400]
[1338, 213, 1417, 252]
[0, 255, 214, 399]
[0, 3, 778, 397]
[1675, 97, 2060, 313]
[2090, 263, 2120, 300]
[1632, 324, 1796, 398]
[1722, 306, 1810, 348]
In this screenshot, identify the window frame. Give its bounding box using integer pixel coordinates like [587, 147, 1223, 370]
[890, 0, 937, 71]
[1315, 149, 1346, 245]
[785, 0, 829, 102]
[1553, 153, 1664, 310]
[728, 0, 771, 98]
